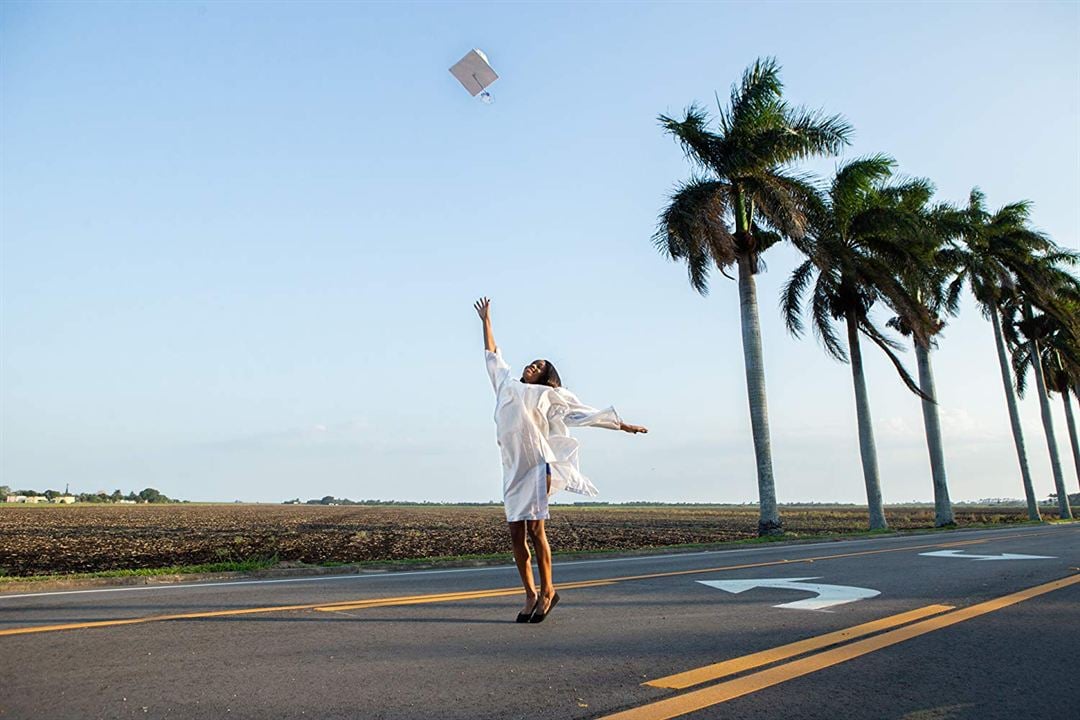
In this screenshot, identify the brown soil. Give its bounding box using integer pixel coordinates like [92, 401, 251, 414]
[0, 503, 1057, 577]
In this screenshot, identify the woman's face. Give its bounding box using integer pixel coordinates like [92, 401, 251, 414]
[521, 359, 546, 384]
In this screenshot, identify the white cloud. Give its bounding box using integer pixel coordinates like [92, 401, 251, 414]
[879, 416, 920, 439]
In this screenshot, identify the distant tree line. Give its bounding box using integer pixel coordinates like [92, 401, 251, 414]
[1, 485, 180, 503]
[283, 496, 504, 506]
[281, 496, 1078, 508]
[1049, 492, 1080, 506]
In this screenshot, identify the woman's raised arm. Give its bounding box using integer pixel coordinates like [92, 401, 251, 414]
[474, 296, 497, 352]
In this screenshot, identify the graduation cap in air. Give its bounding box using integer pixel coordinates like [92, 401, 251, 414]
[449, 48, 498, 104]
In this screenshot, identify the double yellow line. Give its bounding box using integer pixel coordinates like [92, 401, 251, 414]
[601, 573, 1080, 720]
[0, 531, 1050, 638]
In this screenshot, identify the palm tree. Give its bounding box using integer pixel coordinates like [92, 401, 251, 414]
[782, 156, 935, 530]
[1005, 263, 1080, 517]
[1013, 315, 1080, 498]
[947, 190, 1060, 520]
[1070, 384, 1080, 494]
[887, 199, 964, 527]
[1055, 294, 1080, 495]
[655, 57, 851, 535]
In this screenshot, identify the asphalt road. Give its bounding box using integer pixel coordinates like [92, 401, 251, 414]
[1, 524, 1077, 720]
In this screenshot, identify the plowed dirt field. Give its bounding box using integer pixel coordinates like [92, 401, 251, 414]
[0, 503, 1059, 576]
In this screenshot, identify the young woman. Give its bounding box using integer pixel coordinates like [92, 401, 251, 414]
[473, 297, 647, 623]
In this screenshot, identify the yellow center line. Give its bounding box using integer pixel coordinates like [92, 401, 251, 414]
[645, 603, 955, 689]
[602, 573, 1080, 720]
[0, 529, 1054, 638]
[0, 601, 346, 637]
[315, 578, 619, 612]
[0, 580, 620, 637]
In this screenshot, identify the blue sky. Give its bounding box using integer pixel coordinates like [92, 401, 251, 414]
[2, 1, 1078, 504]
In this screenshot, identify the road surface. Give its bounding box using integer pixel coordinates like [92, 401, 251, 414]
[1, 523, 1077, 719]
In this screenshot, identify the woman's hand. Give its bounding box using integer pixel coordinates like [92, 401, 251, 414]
[620, 423, 648, 434]
[475, 297, 496, 352]
[474, 297, 491, 321]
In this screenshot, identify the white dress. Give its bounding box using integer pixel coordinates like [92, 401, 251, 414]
[485, 349, 622, 522]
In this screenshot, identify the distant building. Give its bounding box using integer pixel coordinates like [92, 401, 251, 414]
[7, 494, 75, 504]
[117, 499, 137, 504]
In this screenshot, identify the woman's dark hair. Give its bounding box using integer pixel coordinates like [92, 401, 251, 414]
[537, 360, 561, 388]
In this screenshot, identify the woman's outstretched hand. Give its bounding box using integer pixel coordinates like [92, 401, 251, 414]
[620, 423, 648, 434]
[474, 296, 491, 320]
[475, 297, 496, 352]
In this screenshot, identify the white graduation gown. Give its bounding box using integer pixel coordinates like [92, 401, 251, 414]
[485, 349, 622, 522]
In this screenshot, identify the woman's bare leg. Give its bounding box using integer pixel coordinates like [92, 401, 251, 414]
[508, 521, 537, 613]
[527, 519, 555, 611]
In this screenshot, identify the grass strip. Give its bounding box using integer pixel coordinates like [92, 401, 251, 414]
[0, 557, 278, 584]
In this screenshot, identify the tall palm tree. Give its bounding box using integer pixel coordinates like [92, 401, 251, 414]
[655, 57, 851, 536]
[1005, 265, 1080, 516]
[1053, 291, 1080, 496]
[1012, 315, 1080, 498]
[782, 156, 935, 530]
[887, 199, 964, 527]
[947, 190, 1059, 520]
[1070, 382, 1080, 495]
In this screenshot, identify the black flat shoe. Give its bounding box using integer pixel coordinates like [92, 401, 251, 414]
[516, 599, 540, 623]
[529, 592, 560, 623]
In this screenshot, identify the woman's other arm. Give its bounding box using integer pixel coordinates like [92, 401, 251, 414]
[556, 390, 647, 433]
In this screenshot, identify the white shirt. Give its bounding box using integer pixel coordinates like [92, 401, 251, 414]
[485, 349, 622, 521]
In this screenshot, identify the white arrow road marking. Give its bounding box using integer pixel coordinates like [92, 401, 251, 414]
[697, 577, 880, 611]
[919, 550, 1057, 561]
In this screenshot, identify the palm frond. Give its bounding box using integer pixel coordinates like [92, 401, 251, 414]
[885, 314, 913, 337]
[1012, 340, 1033, 398]
[930, 203, 969, 240]
[991, 200, 1035, 228]
[847, 205, 921, 251]
[781, 258, 815, 337]
[967, 187, 987, 216]
[859, 318, 932, 401]
[1040, 249, 1080, 268]
[654, 178, 735, 294]
[877, 176, 934, 213]
[728, 57, 783, 131]
[659, 106, 718, 171]
[751, 224, 784, 255]
[851, 249, 934, 347]
[830, 155, 896, 231]
[944, 270, 965, 316]
[811, 276, 847, 361]
[739, 174, 806, 242]
[747, 108, 852, 168]
[999, 301, 1024, 349]
[777, 106, 852, 160]
[751, 169, 825, 243]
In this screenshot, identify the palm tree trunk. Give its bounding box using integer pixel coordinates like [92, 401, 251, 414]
[1023, 308, 1071, 520]
[990, 309, 1040, 520]
[736, 253, 781, 536]
[1062, 388, 1080, 495]
[914, 340, 954, 526]
[846, 312, 887, 530]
